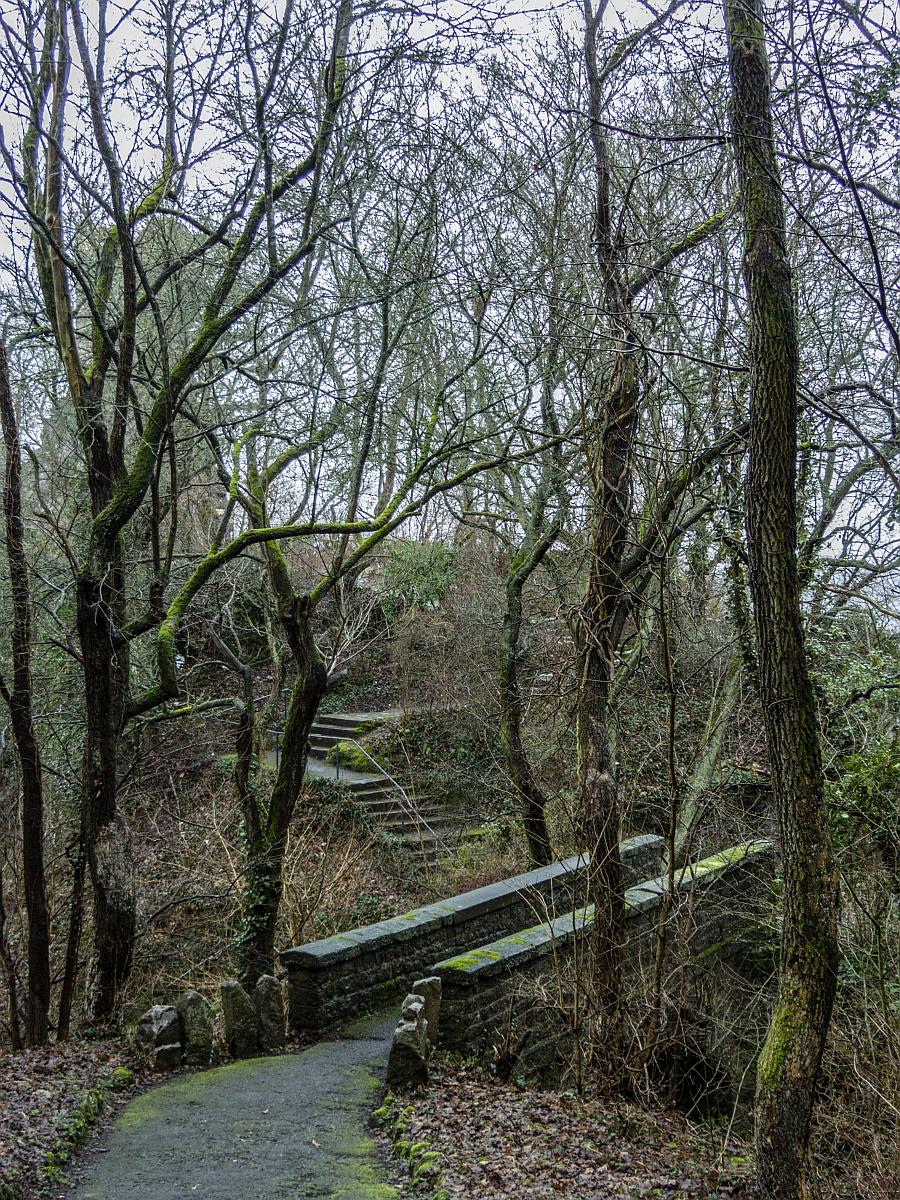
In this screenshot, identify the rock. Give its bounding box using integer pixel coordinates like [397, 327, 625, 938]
[221, 980, 258, 1058]
[177, 989, 214, 1066]
[386, 993, 429, 1089]
[412, 976, 441, 1046]
[153, 1042, 183, 1072]
[135, 1004, 181, 1067]
[109, 1066, 135, 1091]
[400, 993, 424, 1021]
[387, 1019, 429, 1089]
[253, 975, 286, 1053]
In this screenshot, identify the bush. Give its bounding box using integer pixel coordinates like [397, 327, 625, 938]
[381, 540, 456, 616]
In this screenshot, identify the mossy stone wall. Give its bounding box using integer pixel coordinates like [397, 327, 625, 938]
[280, 835, 664, 1035]
[431, 840, 775, 1081]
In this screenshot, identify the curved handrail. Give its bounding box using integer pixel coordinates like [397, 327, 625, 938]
[335, 736, 452, 858]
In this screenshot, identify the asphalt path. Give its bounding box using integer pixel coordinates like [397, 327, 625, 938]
[66, 1011, 398, 1200]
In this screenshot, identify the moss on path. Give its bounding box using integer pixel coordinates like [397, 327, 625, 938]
[65, 1012, 398, 1200]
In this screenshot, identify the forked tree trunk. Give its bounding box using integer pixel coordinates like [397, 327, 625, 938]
[236, 600, 327, 987]
[725, 3, 840, 1196]
[0, 341, 51, 1045]
[498, 550, 553, 868]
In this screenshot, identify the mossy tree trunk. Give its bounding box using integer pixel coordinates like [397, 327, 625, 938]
[0, 341, 51, 1045]
[236, 622, 327, 987]
[672, 653, 743, 868]
[13, 0, 356, 1024]
[725, 2, 840, 1196]
[236, 506, 328, 985]
[578, 3, 741, 1074]
[76, 560, 135, 1023]
[498, 539, 555, 868]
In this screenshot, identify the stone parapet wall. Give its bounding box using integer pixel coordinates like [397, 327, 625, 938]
[431, 840, 775, 1076]
[281, 834, 663, 1035]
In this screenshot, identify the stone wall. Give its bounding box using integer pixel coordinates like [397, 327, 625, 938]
[281, 834, 663, 1035]
[430, 840, 775, 1081]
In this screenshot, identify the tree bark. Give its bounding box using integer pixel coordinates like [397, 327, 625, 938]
[236, 598, 327, 987]
[0, 863, 24, 1051]
[498, 552, 552, 867]
[76, 568, 135, 1022]
[576, 1, 644, 1076]
[56, 838, 86, 1041]
[725, 3, 840, 1196]
[0, 340, 51, 1045]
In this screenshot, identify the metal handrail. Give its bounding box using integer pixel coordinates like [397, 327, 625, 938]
[334, 736, 453, 858]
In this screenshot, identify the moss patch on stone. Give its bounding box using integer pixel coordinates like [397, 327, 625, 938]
[39, 1086, 106, 1186]
[326, 739, 379, 772]
[441, 947, 503, 971]
[375, 1093, 444, 1197]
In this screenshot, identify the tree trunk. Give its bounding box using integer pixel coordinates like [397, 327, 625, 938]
[498, 555, 552, 867]
[672, 653, 743, 868]
[576, 623, 625, 1072]
[0, 863, 24, 1051]
[236, 600, 327, 986]
[76, 571, 135, 1022]
[725, 3, 840, 1196]
[56, 838, 86, 1041]
[0, 341, 51, 1045]
[578, 5, 644, 1076]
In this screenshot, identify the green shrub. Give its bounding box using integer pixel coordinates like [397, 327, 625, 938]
[382, 541, 456, 616]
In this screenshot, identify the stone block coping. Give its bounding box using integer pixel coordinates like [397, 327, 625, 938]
[429, 840, 774, 983]
[280, 834, 664, 972]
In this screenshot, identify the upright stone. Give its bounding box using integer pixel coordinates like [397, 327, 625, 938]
[412, 976, 441, 1046]
[221, 980, 258, 1058]
[152, 1042, 183, 1072]
[134, 1005, 182, 1072]
[253, 975, 286, 1053]
[177, 989, 214, 1066]
[386, 994, 429, 1089]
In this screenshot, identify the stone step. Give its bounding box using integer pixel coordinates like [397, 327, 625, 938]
[309, 724, 355, 741]
[312, 711, 396, 732]
[355, 803, 459, 831]
[308, 734, 339, 751]
[314, 716, 365, 730]
[295, 707, 457, 860]
[364, 810, 459, 835]
[397, 833, 450, 861]
[342, 782, 396, 800]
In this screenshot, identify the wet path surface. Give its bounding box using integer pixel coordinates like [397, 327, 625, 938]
[66, 1012, 397, 1200]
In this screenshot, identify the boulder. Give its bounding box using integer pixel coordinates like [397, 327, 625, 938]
[386, 993, 429, 1089]
[221, 980, 258, 1058]
[153, 1042, 183, 1072]
[253, 975, 286, 1053]
[177, 989, 214, 1066]
[134, 1005, 182, 1072]
[412, 976, 441, 1046]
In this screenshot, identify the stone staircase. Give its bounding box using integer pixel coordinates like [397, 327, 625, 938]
[303, 711, 461, 863]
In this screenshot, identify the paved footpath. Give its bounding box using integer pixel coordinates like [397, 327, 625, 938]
[66, 1012, 398, 1200]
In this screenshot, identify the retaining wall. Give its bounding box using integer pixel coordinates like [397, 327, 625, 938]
[280, 834, 663, 1035]
[430, 840, 775, 1080]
